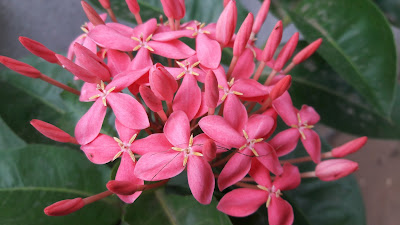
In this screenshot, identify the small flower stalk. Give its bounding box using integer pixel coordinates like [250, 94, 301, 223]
[0, 0, 368, 224]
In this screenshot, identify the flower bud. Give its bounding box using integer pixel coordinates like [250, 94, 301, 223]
[315, 159, 358, 181]
[81, 1, 106, 26]
[293, 38, 323, 64]
[56, 54, 98, 83]
[107, 180, 138, 195]
[125, 0, 140, 14]
[270, 76, 292, 100]
[139, 85, 163, 112]
[273, 32, 299, 72]
[44, 198, 85, 216]
[216, 0, 237, 46]
[261, 20, 282, 62]
[74, 43, 110, 82]
[233, 13, 254, 57]
[331, 136, 367, 158]
[160, 0, 186, 20]
[0, 56, 41, 78]
[149, 63, 178, 102]
[19, 37, 59, 64]
[204, 70, 219, 108]
[252, 0, 270, 35]
[30, 119, 77, 144]
[99, 0, 110, 9]
[203, 139, 217, 161]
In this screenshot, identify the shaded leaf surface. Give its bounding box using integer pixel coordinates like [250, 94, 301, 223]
[0, 116, 26, 150]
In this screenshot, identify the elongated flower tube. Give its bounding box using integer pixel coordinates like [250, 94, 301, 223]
[19, 37, 59, 64]
[233, 13, 254, 57]
[30, 119, 78, 144]
[0, 56, 41, 78]
[331, 136, 368, 158]
[315, 159, 359, 181]
[160, 0, 186, 20]
[261, 20, 283, 63]
[216, 0, 237, 46]
[44, 198, 85, 216]
[252, 0, 271, 36]
[81, 1, 105, 26]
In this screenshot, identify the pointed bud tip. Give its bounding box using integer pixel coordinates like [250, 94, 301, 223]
[293, 38, 323, 64]
[44, 198, 85, 216]
[315, 159, 358, 181]
[81, 1, 105, 26]
[106, 180, 138, 195]
[30, 119, 75, 143]
[270, 75, 292, 100]
[0, 56, 42, 78]
[331, 136, 367, 158]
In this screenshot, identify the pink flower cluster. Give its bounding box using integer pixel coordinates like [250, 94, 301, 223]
[0, 0, 368, 224]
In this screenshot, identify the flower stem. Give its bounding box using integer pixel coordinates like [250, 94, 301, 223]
[39, 73, 81, 96]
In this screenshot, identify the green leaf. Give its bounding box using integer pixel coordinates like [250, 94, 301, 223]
[284, 141, 366, 225]
[0, 144, 121, 225]
[374, 0, 400, 27]
[123, 189, 232, 225]
[288, 42, 400, 139]
[89, 0, 248, 26]
[0, 116, 26, 150]
[276, 0, 397, 116]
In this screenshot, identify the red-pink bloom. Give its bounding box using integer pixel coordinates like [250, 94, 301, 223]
[173, 75, 202, 120]
[217, 162, 300, 225]
[81, 1, 105, 26]
[204, 70, 219, 109]
[331, 136, 367, 158]
[261, 20, 283, 63]
[99, 0, 110, 9]
[125, 0, 140, 14]
[106, 49, 131, 76]
[293, 38, 323, 65]
[134, 111, 215, 204]
[160, 0, 186, 20]
[216, 0, 237, 46]
[270, 92, 321, 163]
[19, 37, 59, 64]
[199, 114, 282, 190]
[233, 13, 253, 57]
[30, 119, 77, 144]
[315, 159, 358, 181]
[150, 63, 178, 102]
[44, 198, 85, 216]
[252, 0, 271, 35]
[273, 32, 299, 72]
[0, 56, 41, 78]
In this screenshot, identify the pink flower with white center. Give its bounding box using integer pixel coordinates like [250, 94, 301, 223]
[134, 111, 215, 204]
[270, 92, 321, 163]
[217, 162, 300, 225]
[199, 114, 282, 190]
[81, 119, 144, 203]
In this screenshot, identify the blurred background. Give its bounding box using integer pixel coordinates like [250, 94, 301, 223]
[0, 0, 399, 224]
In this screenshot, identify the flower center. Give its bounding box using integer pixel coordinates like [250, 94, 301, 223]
[131, 33, 154, 52]
[257, 185, 282, 207]
[238, 130, 263, 156]
[176, 60, 201, 79]
[290, 113, 314, 140]
[186, 21, 210, 36]
[89, 80, 116, 106]
[171, 134, 203, 166]
[112, 134, 138, 163]
[218, 78, 243, 102]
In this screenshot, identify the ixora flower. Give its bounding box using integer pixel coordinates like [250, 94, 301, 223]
[0, 0, 368, 223]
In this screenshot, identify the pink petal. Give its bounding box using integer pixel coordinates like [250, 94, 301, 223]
[150, 40, 195, 59]
[173, 75, 201, 120]
[196, 33, 221, 69]
[299, 105, 320, 125]
[106, 22, 135, 36]
[82, 37, 98, 55]
[164, 111, 191, 147]
[231, 78, 267, 99]
[75, 99, 107, 145]
[245, 114, 274, 139]
[79, 82, 99, 102]
[217, 188, 268, 217]
[232, 48, 255, 79]
[74, 43, 110, 82]
[150, 64, 178, 102]
[272, 92, 297, 126]
[107, 93, 150, 130]
[68, 35, 84, 60]
[88, 25, 135, 51]
[301, 129, 321, 163]
[248, 158, 272, 187]
[115, 118, 139, 143]
[132, 18, 157, 38]
[273, 163, 301, 191]
[164, 67, 184, 79]
[223, 95, 248, 132]
[268, 197, 294, 225]
[134, 151, 185, 181]
[131, 133, 173, 155]
[187, 155, 215, 204]
[268, 128, 300, 157]
[81, 134, 120, 164]
[254, 142, 283, 175]
[152, 30, 192, 41]
[108, 68, 149, 92]
[56, 54, 98, 83]
[199, 115, 246, 148]
[139, 85, 163, 112]
[107, 49, 131, 76]
[116, 153, 144, 203]
[218, 148, 252, 190]
[129, 48, 153, 70]
[193, 92, 208, 119]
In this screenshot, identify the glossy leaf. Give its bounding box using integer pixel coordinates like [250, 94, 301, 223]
[0, 144, 121, 225]
[374, 0, 400, 27]
[288, 42, 400, 139]
[0, 116, 26, 150]
[277, 0, 397, 116]
[123, 189, 232, 225]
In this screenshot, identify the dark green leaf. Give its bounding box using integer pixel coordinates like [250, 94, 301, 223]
[374, 0, 400, 27]
[276, 0, 397, 116]
[288, 42, 400, 139]
[0, 116, 26, 150]
[0, 144, 121, 225]
[123, 189, 232, 225]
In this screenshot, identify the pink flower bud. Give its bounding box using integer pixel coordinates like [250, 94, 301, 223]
[223, 0, 230, 7]
[99, 0, 111, 9]
[73, 43, 110, 82]
[0, 56, 41, 78]
[293, 38, 323, 64]
[203, 139, 217, 161]
[261, 20, 282, 62]
[270, 76, 292, 100]
[204, 70, 219, 108]
[149, 63, 178, 102]
[81, 1, 106, 26]
[233, 13, 254, 57]
[18, 37, 58, 64]
[106, 180, 138, 195]
[139, 85, 163, 112]
[44, 198, 85, 216]
[30, 119, 77, 144]
[315, 159, 358, 181]
[160, 0, 186, 20]
[331, 136, 367, 158]
[56, 54, 98, 83]
[252, 0, 270, 34]
[125, 0, 140, 14]
[273, 32, 299, 72]
[216, 0, 237, 46]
